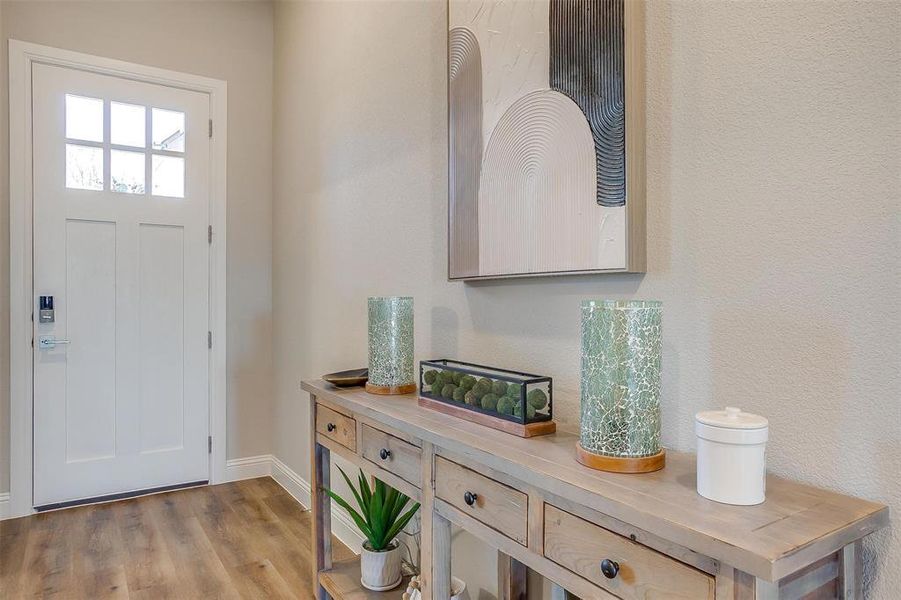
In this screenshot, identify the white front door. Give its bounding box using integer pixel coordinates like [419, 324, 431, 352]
[32, 62, 211, 507]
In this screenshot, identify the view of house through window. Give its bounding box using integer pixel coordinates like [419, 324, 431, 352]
[65, 93, 186, 197]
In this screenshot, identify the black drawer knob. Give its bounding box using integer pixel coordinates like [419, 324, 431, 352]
[463, 491, 478, 506]
[327, 423, 336, 432]
[379, 448, 391, 460]
[600, 558, 619, 579]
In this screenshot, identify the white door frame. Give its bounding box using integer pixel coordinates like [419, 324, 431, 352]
[8, 40, 228, 519]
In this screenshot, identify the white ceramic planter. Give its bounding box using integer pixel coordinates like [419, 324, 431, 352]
[696, 407, 769, 506]
[360, 541, 403, 591]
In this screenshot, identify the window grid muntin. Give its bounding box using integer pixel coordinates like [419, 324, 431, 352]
[65, 94, 187, 197]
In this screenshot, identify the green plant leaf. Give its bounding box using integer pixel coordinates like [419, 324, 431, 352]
[336, 465, 366, 515]
[369, 480, 386, 548]
[385, 488, 406, 526]
[324, 488, 373, 541]
[358, 470, 372, 508]
[393, 489, 411, 522]
[381, 491, 399, 546]
[382, 487, 398, 530]
[383, 502, 421, 545]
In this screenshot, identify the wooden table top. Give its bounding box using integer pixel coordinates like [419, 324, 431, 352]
[301, 380, 888, 582]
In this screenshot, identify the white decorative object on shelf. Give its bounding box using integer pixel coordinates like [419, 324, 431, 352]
[360, 540, 403, 591]
[403, 575, 466, 600]
[695, 407, 769, 506]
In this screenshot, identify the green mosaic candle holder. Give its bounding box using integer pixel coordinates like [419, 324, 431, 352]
[577, 300, 665, 473]
[366, 296, 416, 395]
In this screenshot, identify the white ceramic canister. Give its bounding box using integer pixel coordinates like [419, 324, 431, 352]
[695, 407, 769, 506]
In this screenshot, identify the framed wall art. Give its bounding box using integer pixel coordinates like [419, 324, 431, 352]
[448, 0, 645, 280]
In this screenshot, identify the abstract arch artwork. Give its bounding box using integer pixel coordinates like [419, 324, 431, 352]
[449, 27, 483, 278]
[448, 0, 645, 280]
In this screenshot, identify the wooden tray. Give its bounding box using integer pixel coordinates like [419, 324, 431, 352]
[418, 395, 556, 438]
[323, 368, 368, 388]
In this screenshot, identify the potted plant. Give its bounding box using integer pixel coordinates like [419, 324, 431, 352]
[324, 467, 420, 591]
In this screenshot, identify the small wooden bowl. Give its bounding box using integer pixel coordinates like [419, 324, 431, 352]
[323, 368, 368, 388]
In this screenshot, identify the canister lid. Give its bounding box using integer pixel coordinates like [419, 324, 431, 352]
[695, 406, 768, 430]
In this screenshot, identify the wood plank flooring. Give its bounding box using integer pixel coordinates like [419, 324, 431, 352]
[0, 478, 354, 599]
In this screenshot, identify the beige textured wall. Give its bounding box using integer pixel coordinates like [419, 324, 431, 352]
[0, 0, 8, 494]
[0, 0, 276, 492]
[273, 0, 900, 597]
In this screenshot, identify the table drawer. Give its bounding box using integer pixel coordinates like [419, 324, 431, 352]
[544, 505, 715, 600]
[435, 457, 528, 546]
[316, 404, 356, 452]
[361, 424, 422, 487]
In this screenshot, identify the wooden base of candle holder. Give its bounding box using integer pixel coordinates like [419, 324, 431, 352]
[576, 445, 666, 474]
[365, 382, 417, 395]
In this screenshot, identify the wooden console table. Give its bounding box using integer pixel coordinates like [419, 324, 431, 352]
[301, 380, 888, 599]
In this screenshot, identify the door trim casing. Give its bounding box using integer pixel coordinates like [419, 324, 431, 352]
[8, 40, 228, 519]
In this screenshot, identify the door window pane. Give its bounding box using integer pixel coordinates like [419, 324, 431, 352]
[152, 108, 185, 152]
[111, 102, 146, 148]
[65, 95, 103, 143]
[152, 155, 184, 197]
[66, 144, 104, 190]
[111, 150, 146, 194]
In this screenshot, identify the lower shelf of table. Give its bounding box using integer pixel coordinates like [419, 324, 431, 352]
[319, 557, 413, 600]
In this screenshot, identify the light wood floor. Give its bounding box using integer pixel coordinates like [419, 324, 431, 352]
[0, 477, 353, 599]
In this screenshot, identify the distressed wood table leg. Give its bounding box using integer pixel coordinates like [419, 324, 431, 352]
[310, 397, 332, 600]
[842, 541, 862, 599]
[420, 442, 452, 600]
[498, 552, 527, 600]
[429, 511, 453, 600]
[715, 565, 735, 600]
[754, 578, 779, 600]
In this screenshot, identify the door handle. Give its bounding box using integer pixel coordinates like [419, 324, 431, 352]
[38, 336, 71, 350]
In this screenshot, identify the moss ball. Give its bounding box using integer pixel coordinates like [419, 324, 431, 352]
[451, 371, 464, 385]
[480, 393, 499, 412]
[464, 390, 478, 406]
[452, 387, 466, 402]
[527, 389, 548, 410]
[512, 403, 537, 420]
[477, 377, 492, 390]
[441, 383, 458, 400]
[437, 372, 453, 391]
[497, 396, 516, 415]
[505, 383, 522, 398]
[491, 380, 508, 396]
[431, 371, 445, 388]
[423, 370, 438, 386]
[460, 375, 477, 391]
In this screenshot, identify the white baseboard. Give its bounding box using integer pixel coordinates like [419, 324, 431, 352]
[225, 454, 364, 553]
[224, 454, 273, 481]
[0, 493, 10, 520]
[270, 455, 311, 505]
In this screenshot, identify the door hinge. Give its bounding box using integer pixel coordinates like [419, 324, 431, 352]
[209, 119, 213, 139]
[208, 436, 213, 454]
[208, 225, 213, 244]
[208, 331, 212, 349]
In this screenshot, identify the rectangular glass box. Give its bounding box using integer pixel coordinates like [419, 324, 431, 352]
[419, 359, 552, 425]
